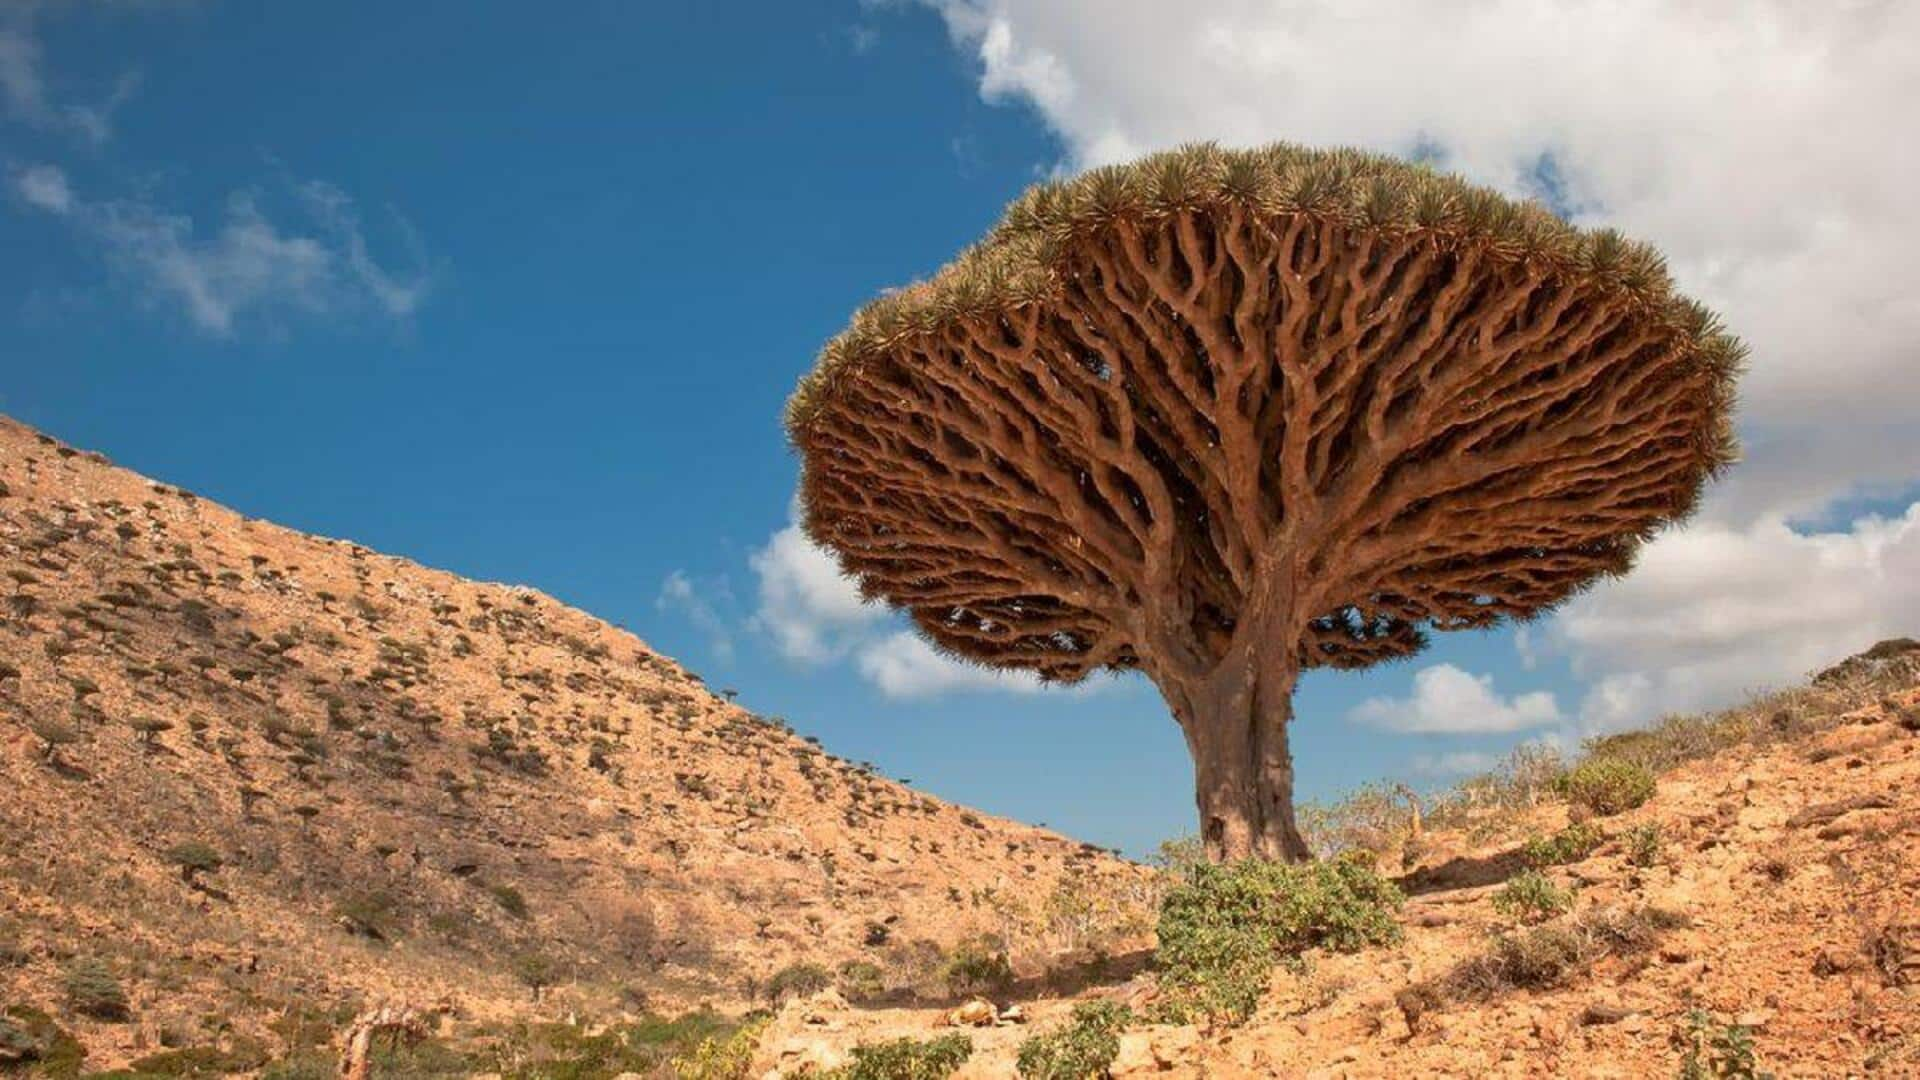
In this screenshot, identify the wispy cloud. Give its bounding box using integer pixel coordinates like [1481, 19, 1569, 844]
[11, 163, 436, 336]
[0, 7, 137, 145]
[657, 570, 737, 664]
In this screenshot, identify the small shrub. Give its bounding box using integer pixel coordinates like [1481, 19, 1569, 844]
[487, 883, 530, 920]
[1521, 822, 1604, 868]
[836, 960, 885, 1002]
[65, 957, 131, 1020]
[767, 961, 832, 1001]
[1557, 758, 1656, 816]
[1154, 853, 1402, 1023]
[940, 935, 1013, 997]
[670, 1020, 766, 1080]
[1626, 824, 1663, 868]
[1677, 1009, 1771, 1080]
[826, 1034, 972, 1080]
[0, 1015, 43, 1065]
[1016, 1000, 1131, 1079]
[1492, 870, 1572, 923]
[513, 952, 557, 1000]
[333, 890, 399, 940]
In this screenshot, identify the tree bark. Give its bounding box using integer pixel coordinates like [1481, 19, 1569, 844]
[1169, 649, 1311, 863]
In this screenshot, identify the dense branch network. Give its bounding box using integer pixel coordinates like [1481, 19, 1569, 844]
[791, 145, 1739, 691]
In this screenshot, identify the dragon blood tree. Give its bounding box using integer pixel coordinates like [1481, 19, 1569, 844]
[786, 144, 1741, 862]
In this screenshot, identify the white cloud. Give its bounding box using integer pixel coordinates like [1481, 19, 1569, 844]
[747, 507, 887, 663]
[12, 162, 71, 213]
[855, 631, 1053, 698]
[1411, 750, 1501, 778]
[747, 504, 1072, 698]
[14, 170, 435, 336]
[1550, 504, 1920, 733]
[657, 570, 736, 664]
[920, 0, 1920, 731]
[1349, 663, 1562, 735]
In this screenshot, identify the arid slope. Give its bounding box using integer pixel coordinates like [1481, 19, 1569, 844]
[0, 416, 1147, 1071]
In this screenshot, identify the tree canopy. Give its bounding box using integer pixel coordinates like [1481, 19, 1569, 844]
[786, 142, 1740, 860]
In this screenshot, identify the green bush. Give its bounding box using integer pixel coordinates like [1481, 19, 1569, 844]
[826, 1034, 972, 1080]
[125, 1039, 270, 1076]
[1521, 822, 1604, 867]
[1625, 824, 1663, 868]
[1154, 854, 1402, 1024]
[940, 936, 1013, 997]
[1492, 870, 1571, 923]
[1556, 758, 1656, 816]
[0, 1014, 43, 1065]
[0, 1006, 84, 1074]
[1016, 1000, 1131, 1079]
[65, 957, 131, 1020]
[487, 883, 530, 920]
[836, 960, 885, 1002]
[767, 961, 831, 1001]
[670, 1020, 766, 1080]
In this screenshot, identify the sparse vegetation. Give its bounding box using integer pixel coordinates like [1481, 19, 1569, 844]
[1492, 870, 1572, 923]
[940, 935, 1014, 998]
[1677, 1009, 1772, 1080]
[670, 1019, 767, 1080]
[767, 960, 832, 1001]
[1015, 1000, 1131, 1080]
[1557, 758, 1657, 816]
[837, 959, 885, 1002]
[826, 1033, 973, 1080]
[1521, 821, 1605, 868]
[1626, 823, 1664, 868]
[64, 957, 131, 1020]
[1154, 854, 1402, 1023]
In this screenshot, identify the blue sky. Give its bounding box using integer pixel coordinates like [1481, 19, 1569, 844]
[6, 2, 1918, 857]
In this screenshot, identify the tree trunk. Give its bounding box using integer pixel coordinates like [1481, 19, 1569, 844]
[1171, 650, 1311, 863]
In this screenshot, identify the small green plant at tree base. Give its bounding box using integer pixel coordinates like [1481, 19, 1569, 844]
[1557, 758, 1656, 816]
[1677, 1009, 1773, 1079]
[1492, 870, 1572, 923]
[1154, 853, 1402, 1024]
[1626, 824, 1664, 868]
[1521, 821, 1605, 868]
[941, 935, 1014, 997]
[65, 957, 131, 1020]
[825, 1034, 973, 1080]
[670, 1020, 767, 1080]
[1016, 1000, 1132, 1079]
[767, 961, 832, 1001]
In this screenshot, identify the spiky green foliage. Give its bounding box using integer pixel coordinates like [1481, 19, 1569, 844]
[788, 141, 1742, 478]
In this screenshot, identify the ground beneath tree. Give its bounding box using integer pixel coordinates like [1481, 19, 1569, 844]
[756, 659, 1920, 1078]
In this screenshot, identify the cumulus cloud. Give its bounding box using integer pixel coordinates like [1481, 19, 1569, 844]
[919, 0, 1920, 726]
[1349, 664, 1562, 735]
[747, 507, 887, 663]
[11, 165, 435, 336]
[855, 631, 1053, 699]
[747, 504, 1061, 697]
[1549, 505, 1920, 733]
[657, 570, 736, 664]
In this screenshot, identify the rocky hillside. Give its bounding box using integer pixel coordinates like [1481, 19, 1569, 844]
[755, 643, 1920, 1077]
[0, 416, 1149, 1072]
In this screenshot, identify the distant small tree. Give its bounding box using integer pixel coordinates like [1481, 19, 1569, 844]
[30, 718, 79, 763]
[129, 715, 174, 748]
[513, 952, 557, 1002]
[164, 842, 222, 884]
